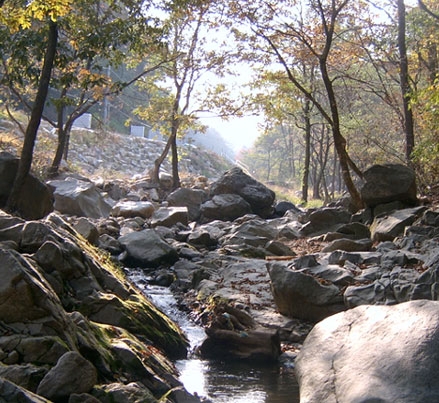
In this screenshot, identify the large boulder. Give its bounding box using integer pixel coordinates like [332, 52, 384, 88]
[209, 168, 275, 218]
[360, 164, 418, 208]
[296, 300, 439, 403]
[118, 229, 179, 268]
[0, 152, 53, 220]
[200, 194, 252, 222]
[36, 351, 97, 400]
[47, 178, 111, 218]
[267, 262, 346, 322]
[166, 187, 208, 221]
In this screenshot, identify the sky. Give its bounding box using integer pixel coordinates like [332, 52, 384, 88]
[201, 114, 263, 153]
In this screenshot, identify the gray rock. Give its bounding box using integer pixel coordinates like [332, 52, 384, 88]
[0, 335, 69, 366]
[296, 300, 439, 403]
[98, 234, 123, 255]
[0, 377, 51, 403]
[265, 240, 295, 256]
[187, 228, 218, 248]
[92, 382, 156, 403]
[37, 351, 97, 400]
[300, 207, 351, 236]
[166, 187, 208, 221]
[0, 152, 53, 220]
[344, 282, 386, 307]
[159, 172, 173, 190]
[21, 221, 54, 252]
[304, 264, 355, 287]
[69, 393, 101, 403]
[267, 262, 345, 322]
[422, 209, 439, 226]
[111, 200, 155, 219]
[119, 229, 178, 268]
[374, 200, 406, 217]
[274, 201, 301, 217]
[360, 163, 417, 207]
[0, 363, 47, 393]
[322, 238, 373, 253]
[48, 178, 111, 218]
[230, 218, 279, 240]
[73, 218, 99, 244]
[151, 207, 189, 227]
[200, 328, 281, 362]
[209, 168, 275, 218]
[371, 206, 426, 242]
[277, 223, 301, 240]
[0, 249, 69, 326]
[327, 250, 382, 265]
[336, 222, 371, 239]
[200, 194, 252, 222]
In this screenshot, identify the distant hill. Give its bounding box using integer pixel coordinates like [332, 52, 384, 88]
[185, 128, 235, 162]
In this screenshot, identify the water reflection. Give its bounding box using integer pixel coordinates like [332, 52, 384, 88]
[127, 271, 300, 403]
[176, 358, 300, 403]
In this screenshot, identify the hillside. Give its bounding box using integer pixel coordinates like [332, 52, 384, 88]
[0, 119, 234, 181]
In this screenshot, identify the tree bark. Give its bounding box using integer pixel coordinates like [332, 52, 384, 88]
[6, 21, 58, 213]
[48, 87, 68, 177]
[398, 0, 415, 162]
[319, 57, 363, 209]
[171, 129, 180, 189]
[302, 99, 311, 203]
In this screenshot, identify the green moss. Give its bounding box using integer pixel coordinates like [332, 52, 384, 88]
[117, 295, 189, 359]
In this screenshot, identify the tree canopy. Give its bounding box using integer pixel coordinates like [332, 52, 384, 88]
[1, 0, 439, 207]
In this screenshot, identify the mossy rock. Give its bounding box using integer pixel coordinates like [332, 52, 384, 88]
[78, 292, 188, 359]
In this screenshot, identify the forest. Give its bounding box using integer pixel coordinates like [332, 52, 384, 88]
[1, 0, 438, 212]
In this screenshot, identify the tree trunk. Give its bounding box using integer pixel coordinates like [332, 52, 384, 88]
[266, 149, 272, 181]
[331, 145, 338, 198]
[151, 133, 173, 184]
[319, 58, 363, 209]
[6, 21, 58, 213]
[171, 129, 180, 189]
[397, 0, 415, 162]
[48, 88, 68, 177]
[302, 99, 311, 203]
[427, 41, 438, 84]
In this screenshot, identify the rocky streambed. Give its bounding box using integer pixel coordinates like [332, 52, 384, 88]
[2, 158, 439, 402]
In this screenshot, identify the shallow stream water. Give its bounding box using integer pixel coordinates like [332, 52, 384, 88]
[128, 270, 300, 403]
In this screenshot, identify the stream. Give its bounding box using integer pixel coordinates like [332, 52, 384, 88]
[128, 270, 300, 403]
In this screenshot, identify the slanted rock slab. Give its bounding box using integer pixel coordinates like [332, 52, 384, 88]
[0, 377, 51, 403]
[296, 300, 439, 403]
[371, 206, 426, 242]
[268, 262, 345, 322]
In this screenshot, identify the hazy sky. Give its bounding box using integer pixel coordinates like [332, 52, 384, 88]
[202, 114, 263, 153]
